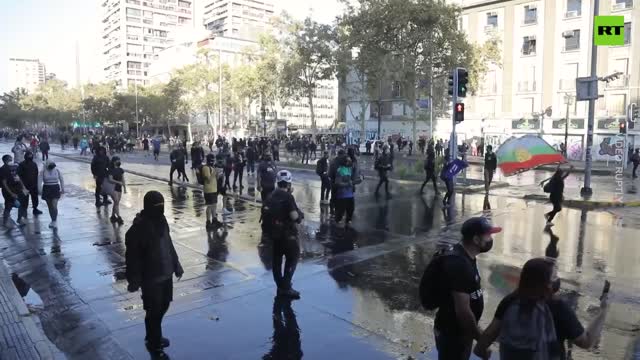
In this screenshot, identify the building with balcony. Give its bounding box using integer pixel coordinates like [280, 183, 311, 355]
[101, 0, 194, 88]
[203, 0, 275, 41]
[441, 0, 638, 161]
[7, 58, 47, 93]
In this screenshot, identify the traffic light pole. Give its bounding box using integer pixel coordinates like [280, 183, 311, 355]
[581, 0, 599, 197]
[449, 70, 459, 162]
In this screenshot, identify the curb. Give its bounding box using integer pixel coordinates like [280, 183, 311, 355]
[523, 193, 640, 209]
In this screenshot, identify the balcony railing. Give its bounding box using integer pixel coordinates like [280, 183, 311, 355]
[605, 74, 630, 88]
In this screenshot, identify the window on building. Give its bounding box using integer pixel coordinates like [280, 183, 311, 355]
[524, 5, 537, 24]
[566, 0, 581, 17]
[522, 36, 537, 55]
[457, 17, 463, 30]
[392, 81, 402, 97]
[126, 7, 142, 16]
[624, 22, 631, 45]
[521, 97, 535, 114]
[560, 63, 578, 89]
[486, 12, 498, 27]
[613, 0, 633, 9]
[564, 29, 580, 50]
[607, 94, 627, 115]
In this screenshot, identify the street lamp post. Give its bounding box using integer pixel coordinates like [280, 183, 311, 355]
[581, 0, 600, 197]
[134, 80, 140, 138]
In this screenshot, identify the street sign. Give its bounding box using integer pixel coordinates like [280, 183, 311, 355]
[576, 77, 599, 101]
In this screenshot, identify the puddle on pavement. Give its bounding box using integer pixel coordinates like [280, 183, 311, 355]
[11, 273, 43, 311]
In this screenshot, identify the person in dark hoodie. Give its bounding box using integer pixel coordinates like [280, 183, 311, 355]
[374, 145, 393, 198]
[38, 138, 50, 162]
[17, 151, 43, 216]
[125, 191, 183, 359]
[91, 146, 112, 207]
[190, 141, 205, 171]
[169, 144, 189, 185]
[316, 151, 330, 205]
[232, 151, 246, 191]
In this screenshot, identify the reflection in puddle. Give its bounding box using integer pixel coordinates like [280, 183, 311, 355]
[11, 273, 43, 310]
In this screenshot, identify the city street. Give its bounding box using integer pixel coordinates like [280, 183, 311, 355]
[1, 144, 640, 359]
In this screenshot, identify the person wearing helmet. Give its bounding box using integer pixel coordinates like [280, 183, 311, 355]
[262, 169, 303, 299]
[202, 154, 222, 229]
[257, 152, 277, 204]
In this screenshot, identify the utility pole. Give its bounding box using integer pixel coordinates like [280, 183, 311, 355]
[377, 78, 382, 140]
[563, 93, 574, 158]
[580, 0, 599, 197]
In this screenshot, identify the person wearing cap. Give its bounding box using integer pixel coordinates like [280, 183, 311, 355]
[125, 191, 183, 359]
[433, 217, 501, 360]
[38, 159, 65, 228]
[108, 156, 126, 225]
[17, 151, 43, 216]
[262, 170, 304, 299]
[202, 154, 222, 229]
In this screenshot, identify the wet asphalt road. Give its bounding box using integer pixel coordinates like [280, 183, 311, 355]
[0, 144, 639, 359]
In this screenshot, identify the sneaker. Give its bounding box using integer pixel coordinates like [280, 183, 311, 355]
[281, 288, 301, 299]
[17, 218, 27, 226]
[33, 209, 43, 216]
[206, 220, 212, 229]
[145, 337, 170, 349]
[48, 221, 57, 229]
[110, 215, 118, 224]
[117, 216, 124, 225]
[103, 199, 112, 205]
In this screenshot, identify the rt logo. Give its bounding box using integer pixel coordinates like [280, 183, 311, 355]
[594, 16, 625, 46]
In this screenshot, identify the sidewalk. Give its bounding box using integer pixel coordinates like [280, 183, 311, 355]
[0, 258, 62, 360]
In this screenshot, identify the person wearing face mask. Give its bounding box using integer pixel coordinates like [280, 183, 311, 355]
[108, 157, 126, 225]
[17, 151, 43, 216]
[474, 257, 609, 360]
[125, 191, 183, 359]
[38, 160, 65, 228]
[428, 217, 500, 360]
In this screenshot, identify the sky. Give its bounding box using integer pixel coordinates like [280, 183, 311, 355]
[0, 0, 342, 93]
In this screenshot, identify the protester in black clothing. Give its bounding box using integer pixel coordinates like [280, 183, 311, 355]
[169, 145, 189, 185]
[272, 141, 280, 162]
[17, 151, 42, 216]
[408, 140, 413, 156]
[1, 154, 28, 228]
[483, 145, 497, 194]
[435, 140, 443, 157]
[257, 153, 277, 203]
[246, 145, 257, 176]
[39, 138, 50, 161]
[91, 147, 112, 207]
[316, 151, 331, 204]
[631, 149, 640, 179]
[301, 140, 310, 164]
[540, 165, 573, 226]
[420, 145, 439, 195]
[223, 152, 233, 190]
[125, 191, 183, 359]
[418, 138, 426, 154]
[232, 151, 246, 190]
[262, 170, 303, 299]
[474, 257, 609, 360]
[374, 146, 393, 198]
[427, 217, 501, 360]
[190, 142, 205, 170]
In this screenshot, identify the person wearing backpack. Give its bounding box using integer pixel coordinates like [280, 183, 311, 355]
[262, 170, 304, 299]
[419, 217, 501, 360]
[474, 257, 609, 360]
[540, 165, 573, 227]
[257, 153, 277, 204]
[329, 151, 356, 226]
[201, 154, 222, 229]
[316, 151, 331, 205]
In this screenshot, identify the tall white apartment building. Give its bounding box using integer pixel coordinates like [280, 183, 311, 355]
[203, 0, 275, 41]
[101, 0, 194, 88]
[441, 0, 638, 161]
[7, 58, 47, 93]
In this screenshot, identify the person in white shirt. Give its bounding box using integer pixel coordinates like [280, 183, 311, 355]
[38, 160, 65, 228]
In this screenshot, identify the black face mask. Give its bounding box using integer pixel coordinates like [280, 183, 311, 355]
[476, 237, 494, 253]
[114, 162, 121, 167]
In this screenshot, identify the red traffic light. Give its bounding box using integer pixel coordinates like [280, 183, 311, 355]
[455, 103, 464, 112]
[455, 102, 464, 123]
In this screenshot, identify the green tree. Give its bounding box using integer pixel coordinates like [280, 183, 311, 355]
[21, 79, 82, 128]
[281, 17, 338, 130]
[0, 88, 29, 128]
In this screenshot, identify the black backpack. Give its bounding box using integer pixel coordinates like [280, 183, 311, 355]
[419, 245, 457, 310]
[261, 193, 288, 237]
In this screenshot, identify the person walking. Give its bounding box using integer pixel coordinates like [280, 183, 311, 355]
[151, 137, 162, 161]
[38, 160, 65, 228]
[257, 153, 278, 204]
[329, 151, 357, 227]
[12, 136, 28, 164]
[419, 217, 501, 360]
[125, 191, 183, 359]
[39, 138, 50, 161]
[108, 157, 126, 225]
[1, 154, 29, 228]
[223, 151, 233, 191]
[261, 170, 303, 299]
[232, 151, 246, 191]
[474, 257, 609, 360]
[169, 144, 189, 186]
[316, 151, 331, 205]
[202, 154, 222, 229]
[374, 145, 393, 198]
[420, 144, 439, 195]
[540, 165, 573, 226]
[190, 141, 205, 172]
[246, 145, 257, 176]
[142, 136, 150, 157]
[79, 136, 89, 156]
[91, 147, 112, 207]
[483, 145, 497, 194]
[440, 155, 456, 206]
[17, 151, 43, 216]
[631, 148, 640, 179]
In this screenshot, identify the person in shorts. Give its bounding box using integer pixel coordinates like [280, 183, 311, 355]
[202, 154, 222, 229]
[38, 160, 65, 229]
